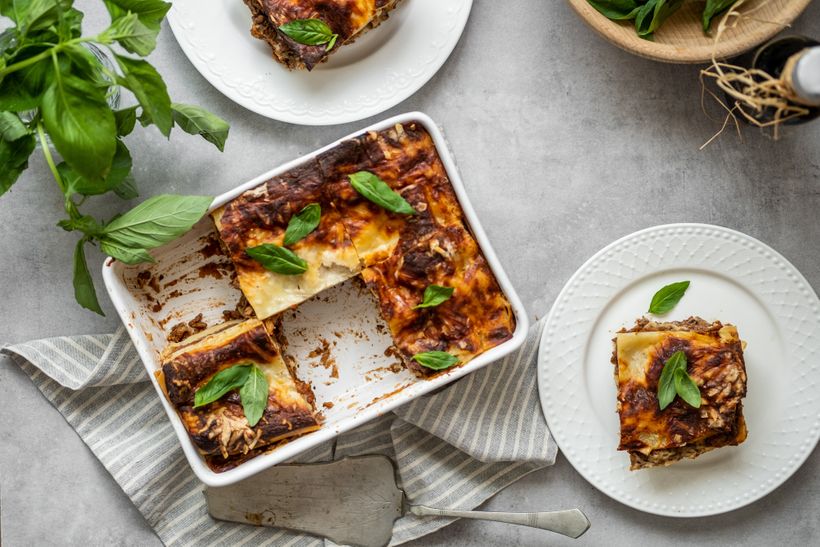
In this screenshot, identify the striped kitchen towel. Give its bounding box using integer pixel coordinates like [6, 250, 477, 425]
[2, 320, 555, 546]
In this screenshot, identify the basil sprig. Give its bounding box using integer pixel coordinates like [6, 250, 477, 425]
[657, 351, 701, 410]
[413, 285, 454, 310]
[648, 280, 690, 314]
[348, 171, 416, 215]
[193, 363, 269, 427]
[413, 351, 459, 371]
[247, 243, 309, 275]
[0, 0, 230, 315]
[283, 203, 321, 246]
[278, 19, 339, 51]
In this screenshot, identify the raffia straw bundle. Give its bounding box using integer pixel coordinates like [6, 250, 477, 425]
[700, 0, 810, 147]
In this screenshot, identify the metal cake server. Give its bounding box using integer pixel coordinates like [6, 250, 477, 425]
[205, 455, 590, 547]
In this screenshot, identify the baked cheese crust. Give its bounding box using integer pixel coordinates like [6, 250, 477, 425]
[211, 121, 515, 377]
[161, 319, 320, 470]
[243, 0, 401, 70]
[613, 317, 748, 470]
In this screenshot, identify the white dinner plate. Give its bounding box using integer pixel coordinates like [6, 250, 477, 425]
[537, 223, 820, 517]
[167, 0, 473, 125]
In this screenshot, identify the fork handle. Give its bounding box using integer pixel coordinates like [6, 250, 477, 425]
[408, 505, 590, 539]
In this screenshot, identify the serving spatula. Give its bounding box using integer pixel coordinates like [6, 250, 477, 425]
[205, 455, 590, 547]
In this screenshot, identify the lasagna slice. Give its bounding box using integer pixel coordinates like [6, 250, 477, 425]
[318, 121, 458, 267]
[352, 125, 515, 375]
[614, 317, 748, 470]
[212, 160, 361, 320]
[243, 0, 402, 70]
[160, 319, 320, 471]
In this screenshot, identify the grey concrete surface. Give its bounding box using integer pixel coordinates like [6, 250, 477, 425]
[2, 0, 819, 545]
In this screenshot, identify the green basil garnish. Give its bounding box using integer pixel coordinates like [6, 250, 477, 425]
[193, 364, 269, 427]
[278, 18, 339, 51]
[657, 351, 701, 410]
[283, 203, 321, 246]
[194, 364, 252, 408]
[657, 350, 685, 410]
[413, 285, 454, 309]
[673, 367, 702, 408]
[648, 280, 690, 315]
[239, 365, 269, 427]
[348, 171, 416, 215]
[412, 351, 459, 371]
[246, 243, 309, 275]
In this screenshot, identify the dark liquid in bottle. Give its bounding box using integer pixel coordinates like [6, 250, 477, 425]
[728, 35, 820, 125]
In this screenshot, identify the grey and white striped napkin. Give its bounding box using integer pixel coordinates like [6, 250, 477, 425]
[2, 320, 554, 546]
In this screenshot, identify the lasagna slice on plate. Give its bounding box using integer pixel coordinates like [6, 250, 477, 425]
[613, 317, 748, 470]
[160, 319, 320, 471]
[243, 0, 402, 70]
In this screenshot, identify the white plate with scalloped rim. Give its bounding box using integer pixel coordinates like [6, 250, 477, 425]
[537, 223, 820, 517]
[167, 0, 472, 125]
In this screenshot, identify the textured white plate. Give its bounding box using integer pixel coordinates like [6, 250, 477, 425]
[167, 0, 473, 125]
[537, 223, 820, 517]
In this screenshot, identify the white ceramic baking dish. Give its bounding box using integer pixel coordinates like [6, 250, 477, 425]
[102, 112, 529, 487]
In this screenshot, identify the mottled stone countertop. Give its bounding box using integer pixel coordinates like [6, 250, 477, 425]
[2, 1, 818, 545]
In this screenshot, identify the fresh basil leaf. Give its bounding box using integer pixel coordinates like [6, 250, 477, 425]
[635, 0, 683, 38]
[112, 176, 138, 199]
[58, 215, 104, 237]
[171, 103, 230, 152]
[412, 351, 459, 371]
[41, 71, 117, 183]
[11, 0, 62, 35]
[702, 0, 737, 32]
[587, 0, 642, 20]
[657, 350, 686, 410]
[674, 367, 702, 408]
[99, 11, 158, 56]
[103, 0, 171, 31]
[413, 285, 454, 310]
[0, 50, 53, 112]
[102, 194, 213, 249]
[100, 239, 154, 264]
[115, 54, 172, 137]
[239, 365, 268, 427]
[73, 238, 104, 315]
[0, 111, 30, 141]
[278, 18, 338, 48]
[194, 364, 252, 407]
[348, 171, 416, 215]
[114, 106, 138, 137]
[0, 132, 35, 196]
[246, 243, 308, 275]
[648, 280, 690, 314]
[59, 139, 132, 197]
[283, 203, 321, 246]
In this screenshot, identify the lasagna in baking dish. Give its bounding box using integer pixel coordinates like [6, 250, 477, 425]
[613, 317, 748, 470]
[243, 0, 402, 70]
[165, 121, 514, 470]
[160, 319, 320, 471]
